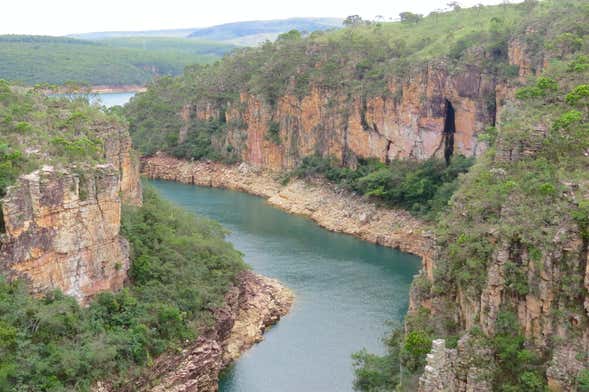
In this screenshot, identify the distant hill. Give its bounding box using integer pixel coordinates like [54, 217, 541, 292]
[69, 28, 197, 40]
[70, 17, 343, 46]
[100, 37, 236, 57]
[0, 18, 342, 86]
[186, 17, 343, 45]
[0, 35, 221, 86]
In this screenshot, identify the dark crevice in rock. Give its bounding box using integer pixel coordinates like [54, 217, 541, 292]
[443, 99, 456, 164]
[0, 205, 5, 234]
[385, 140, 392, 164]
[360, 95, 372, 132]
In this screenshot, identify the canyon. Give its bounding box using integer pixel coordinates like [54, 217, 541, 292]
[142, 153, 432, 262]
[175, 38, 540, 173]
[0, 98, 295, 391]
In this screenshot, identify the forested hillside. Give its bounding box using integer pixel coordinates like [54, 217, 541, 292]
[99, 37, 236, 57]
[0, 35, 223, 86]
[126, 1, 589, 390]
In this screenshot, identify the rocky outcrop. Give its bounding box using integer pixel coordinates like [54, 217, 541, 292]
[98, 124, 143, 205]
[97, 270, 293, 392]
[142, 154, 431, 260]
[0, 124, 142, 304]
[0, 165, 130, 304]
[418, 337, 494, 392]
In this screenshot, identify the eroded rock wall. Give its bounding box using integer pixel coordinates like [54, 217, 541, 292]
[0, 124, 142, 304]
[186, 61, 497, 170]
[0, 165, 129, 303]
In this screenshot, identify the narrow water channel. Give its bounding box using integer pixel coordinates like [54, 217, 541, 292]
[149, 179, 421, 392]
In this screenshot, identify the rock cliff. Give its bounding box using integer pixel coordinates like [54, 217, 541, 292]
[0, 124, 142, 304]
[185, 61, 495, 170]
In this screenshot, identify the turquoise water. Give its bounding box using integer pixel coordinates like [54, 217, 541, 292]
[93, 92, 135, 107]
[49, 92, 135, 107]
[149, 180, 421, 392]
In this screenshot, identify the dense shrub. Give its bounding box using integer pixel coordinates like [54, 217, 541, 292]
[290, 154, 474, 219]
[0, 188, 246, 390]
[353, 330, 402, 392]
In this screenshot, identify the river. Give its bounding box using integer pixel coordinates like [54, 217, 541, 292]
[149, 179, 421, 392]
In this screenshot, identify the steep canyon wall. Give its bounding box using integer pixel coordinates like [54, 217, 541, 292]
[188, 62, 496, 170]
[0, 125, 142, 304]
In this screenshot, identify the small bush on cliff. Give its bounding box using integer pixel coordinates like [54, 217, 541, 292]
[0, 187, 246, 391]
[578, 369, 589, 392]
[353, 329, 403, 392]
[491, 310, 546, 391]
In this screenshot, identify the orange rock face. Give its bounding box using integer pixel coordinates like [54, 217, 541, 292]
[0, 125, 142, 304]
[188, 62, 496, 170]
[1, 166, 129, 304]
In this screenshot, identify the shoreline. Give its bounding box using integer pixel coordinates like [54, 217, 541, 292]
[90, 85, 146, 94]
[141, 154, 435, 267]
[95, 270, 294, 392]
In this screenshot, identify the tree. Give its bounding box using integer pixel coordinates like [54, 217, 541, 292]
[430, 9, 445, 24]
[277, 30, 302, 42]
[343, 15, 363, 26]
[522, 0, 539, 9]
[447, 1, 461, 11]
[399, 12, 423, 24]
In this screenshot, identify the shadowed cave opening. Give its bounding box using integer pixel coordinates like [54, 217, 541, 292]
[443, 99, 456, 164]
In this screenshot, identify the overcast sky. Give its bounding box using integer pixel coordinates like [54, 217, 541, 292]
[3, 0, 520, 36]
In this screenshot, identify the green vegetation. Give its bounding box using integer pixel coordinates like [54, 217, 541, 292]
[0, 187, 246, 391]
[353, 330, 403, 391]
[0, 35, 223, 86]
[0, 80, 120, 197]
[99, 37, 236, 57]
[286, 154, 474, 219]
[353, 1, 589, 390]
[175, 0, 536, 104]
[490, 311, 546, 391]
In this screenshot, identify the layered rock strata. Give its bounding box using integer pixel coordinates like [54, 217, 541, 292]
[0, 124, 141, 304]
[0, 165, 129, 303]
